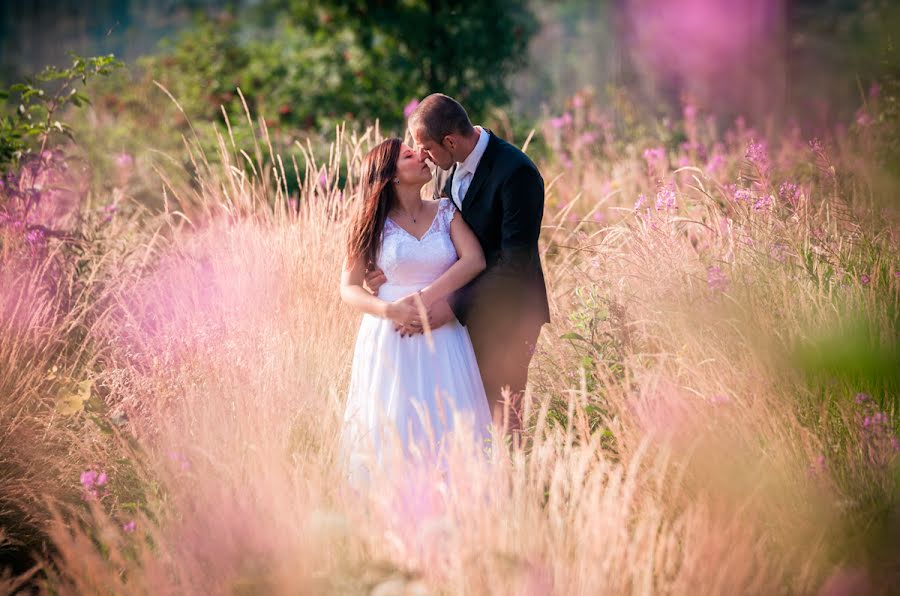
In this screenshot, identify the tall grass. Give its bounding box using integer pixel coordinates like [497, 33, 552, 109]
[1, 89, 898, 594]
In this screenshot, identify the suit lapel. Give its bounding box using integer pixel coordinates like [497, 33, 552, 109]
[460, 130, 498, 217]
[444, 164, 459, 209]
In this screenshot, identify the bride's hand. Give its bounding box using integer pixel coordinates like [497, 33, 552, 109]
[385, 294, 425, 328]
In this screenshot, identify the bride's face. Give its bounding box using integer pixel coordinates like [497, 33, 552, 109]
[395, 143, 432, 186]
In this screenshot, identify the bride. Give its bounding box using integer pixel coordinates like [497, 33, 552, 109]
[338, 138, 493, 488]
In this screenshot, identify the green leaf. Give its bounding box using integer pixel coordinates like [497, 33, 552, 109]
[560, 332, 587, 342]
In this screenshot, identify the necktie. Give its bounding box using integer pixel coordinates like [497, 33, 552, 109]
[455, 170, 472, 208]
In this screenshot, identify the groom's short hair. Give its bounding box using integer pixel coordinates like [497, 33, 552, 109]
[409, 93, 475, 143]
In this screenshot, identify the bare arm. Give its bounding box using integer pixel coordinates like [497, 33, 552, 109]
[341, 254, 416, 322]
[340, 254, 390, 317]
[418, 210, 486, 308]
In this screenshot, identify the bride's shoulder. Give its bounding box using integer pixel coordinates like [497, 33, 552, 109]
[423, 197, 449, 213]
[430, 197, 455, 210]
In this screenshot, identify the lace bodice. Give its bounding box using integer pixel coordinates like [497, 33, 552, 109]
[377, 198, 458, 298]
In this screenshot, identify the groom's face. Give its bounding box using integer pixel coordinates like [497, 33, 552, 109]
[411, 126, 454, 171]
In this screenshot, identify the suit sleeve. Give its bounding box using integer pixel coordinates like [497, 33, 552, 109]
[494, 164, 544, 277]
[449, 164, 543, 324]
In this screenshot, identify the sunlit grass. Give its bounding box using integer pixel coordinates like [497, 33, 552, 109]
[1, 89, 898, 594]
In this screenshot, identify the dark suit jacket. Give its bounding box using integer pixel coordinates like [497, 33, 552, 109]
[432, 130, 550, 332]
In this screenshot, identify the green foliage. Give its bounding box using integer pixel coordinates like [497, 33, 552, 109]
[0, 53, 123, 170]
[145, 1, 537, 132]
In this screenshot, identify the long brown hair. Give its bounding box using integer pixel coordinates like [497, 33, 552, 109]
[345, 138, 402, 267]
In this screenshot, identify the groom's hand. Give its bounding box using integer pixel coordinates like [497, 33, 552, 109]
[394, 299, 454, 336]
[363, 266, 387, 295]
[426, 299, 456, 330]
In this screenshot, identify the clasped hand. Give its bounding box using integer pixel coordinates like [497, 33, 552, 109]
[365, 266, 454, 337]
[386, 293, 428, 337]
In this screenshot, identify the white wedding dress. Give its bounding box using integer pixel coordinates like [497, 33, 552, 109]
[339, 198, 493, 488]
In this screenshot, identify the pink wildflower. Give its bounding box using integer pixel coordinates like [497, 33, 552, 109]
[403, 98, 420, 119]
[733, 188, 753, 203]
[654, 185, 677, 211]
[683, 104, 697, 121]
[80, 470, 98, 489]
[745, 139, 770, 174]
[752, 194, 773, 212]
[115, 152, 134, 168]
[855, 110, 872, 127]
[549, 113, 573, 130]
[707, 265, 728, 292]
[634, 194, 646, 210]
[578, 132, 598, 146]
[122, 520, 137, 533]
[778, 182, 801, 208]
[860, 274, 870, 286]
[642, 146, 666, 165]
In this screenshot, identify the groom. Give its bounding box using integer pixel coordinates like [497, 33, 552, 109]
[368, 93, 550, 431]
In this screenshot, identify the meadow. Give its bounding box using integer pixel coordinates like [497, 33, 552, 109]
[1, 77, 898, 594]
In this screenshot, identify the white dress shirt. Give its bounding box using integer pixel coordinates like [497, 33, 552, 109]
[451, 125, 489, 209]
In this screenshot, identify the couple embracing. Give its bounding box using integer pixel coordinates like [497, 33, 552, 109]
[338, 93, 549, 486]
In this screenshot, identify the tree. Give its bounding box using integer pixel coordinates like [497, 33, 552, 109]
[149, 0, 537, 132]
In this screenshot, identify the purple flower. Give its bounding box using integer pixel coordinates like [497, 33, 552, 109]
[80, 469, 107, 500]
[317, 171, 328, 188]
[642, 146, 666, 165]
[683, 104, 697, 121]
[403, 98, 420, 119]
[578, 132, 598, 146]
[25, 228, 45, 245]
[860, 274, 870, 286]
[115, 152, 134, 168]
[167, 451, 191, 471]
[705, 153, 724, 173]
[634, 194, 647, 210]
[592, 211, 604, 222]
[807, 454, 827, 477]
[856, 110, 872, 127]
[752, 195, 773, 212]
[869, 82, 880, 98]
[745, 139, 770, 174]
[778, 182, 801, 208]
[707, 265, 728, 292]
[770, 243, 787, 262]
[855, 392, 871, 405]
[80, 470, 98, 489]
[733, 188, 753, 203]
[549, 113, 573, 130]
[654, 186, 677, 211]
[122, 520, 136, 533]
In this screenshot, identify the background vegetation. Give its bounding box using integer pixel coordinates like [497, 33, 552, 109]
[1, 0, 899, 593]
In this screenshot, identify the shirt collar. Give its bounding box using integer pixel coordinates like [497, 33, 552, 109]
[457, 125, 489, 176]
